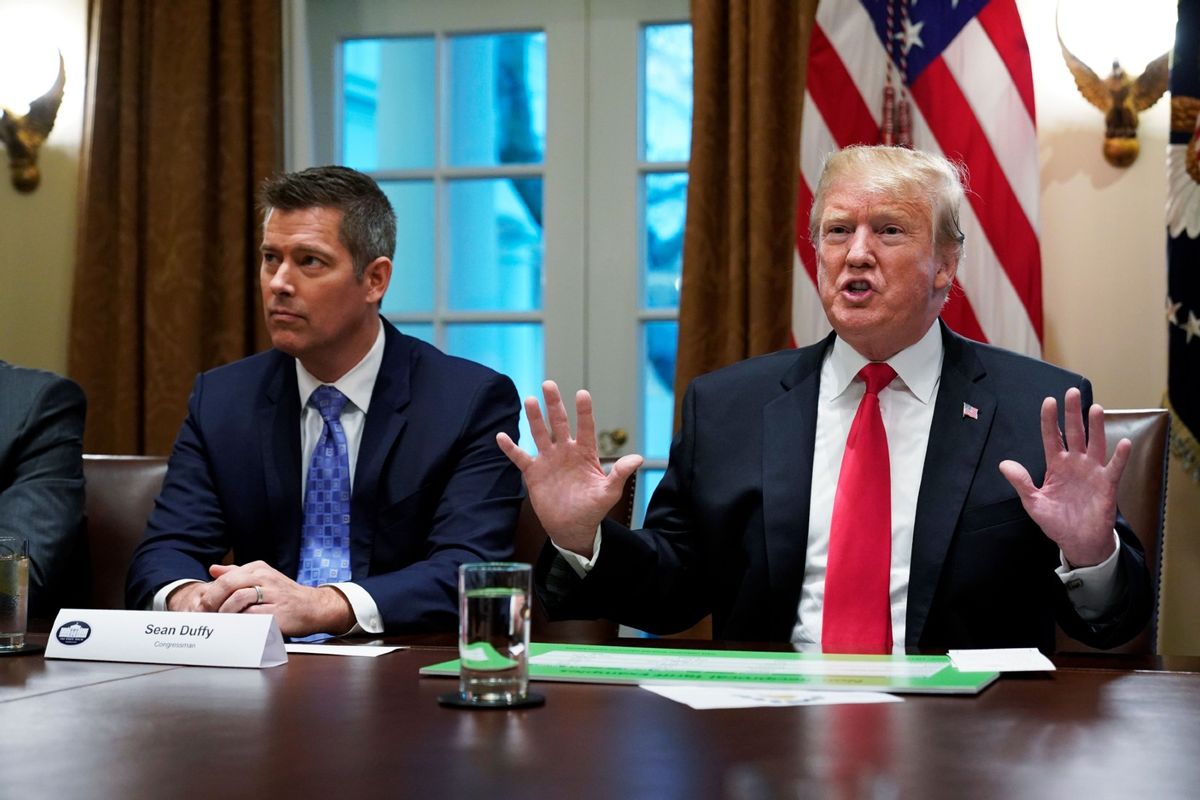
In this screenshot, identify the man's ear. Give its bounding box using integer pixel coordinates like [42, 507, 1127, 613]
[934, 246, 959, 292]
[363, 257, 392, 304]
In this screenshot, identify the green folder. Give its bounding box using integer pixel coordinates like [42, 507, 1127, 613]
[421, 642, 999, 695]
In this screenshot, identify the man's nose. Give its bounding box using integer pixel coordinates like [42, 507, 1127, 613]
[846, 226, 875, 267]
[269, 262, 294, 294]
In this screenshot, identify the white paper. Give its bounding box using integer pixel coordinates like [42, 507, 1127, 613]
[529, 650, 945, 679]
[284, 644, 405, 657]
[44, 609, 287, 668]
[640, 683, 904, 709]
[948, 648, 1055, 673]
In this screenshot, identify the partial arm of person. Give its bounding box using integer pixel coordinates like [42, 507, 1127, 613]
[125, 378, 235, 611]
[0, 374, 86, 618]
[497, 381, 641, 557]
[999, 386, 1152, 645]
[499, 380, 713, 635]
[351, 370, 526, 631]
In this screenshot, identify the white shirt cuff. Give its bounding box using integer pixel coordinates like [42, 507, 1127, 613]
[553, 526, 604, 577]
[152, 579, 202, 611]
[326, 582, 384, 634]
[1056, 530, 1123, 622]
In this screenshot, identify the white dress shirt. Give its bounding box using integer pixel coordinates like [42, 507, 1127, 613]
[155, 322, 387, 634]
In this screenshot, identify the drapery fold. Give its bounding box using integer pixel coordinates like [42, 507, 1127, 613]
[673, 0, 818, 428]
[69, 0, 281, 454]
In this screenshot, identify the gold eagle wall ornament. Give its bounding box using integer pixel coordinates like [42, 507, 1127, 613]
[1056, 19, 1170, 168]
[0, 51, 66, 193]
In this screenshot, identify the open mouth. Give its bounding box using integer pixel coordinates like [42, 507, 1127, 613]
[842, 280, 872, 299]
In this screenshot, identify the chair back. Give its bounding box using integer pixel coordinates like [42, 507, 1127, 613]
[82, 455, 168, 609]
[1056, 409, 1169, 654]
[515, 461, 636, 641]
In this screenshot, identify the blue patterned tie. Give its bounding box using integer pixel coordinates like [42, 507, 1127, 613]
[299, 385, 352, 587]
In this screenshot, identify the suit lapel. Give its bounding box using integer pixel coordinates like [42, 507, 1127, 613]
[259, 355, 303, 576]
[763, 335, 831, 636]
[349, 322, 413, 578]
[905, 325, 996, 647]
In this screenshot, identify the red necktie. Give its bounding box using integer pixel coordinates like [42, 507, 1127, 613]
[822, 362, 897, 655]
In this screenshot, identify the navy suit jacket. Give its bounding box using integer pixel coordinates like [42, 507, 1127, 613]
[127, 322, 524, 632]
[539, 323, 1151, 651]
[0, 362, 88, 619]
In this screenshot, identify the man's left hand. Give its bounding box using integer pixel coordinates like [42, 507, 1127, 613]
[197, 561, 355, 637]
[998, 388, 1131, 568]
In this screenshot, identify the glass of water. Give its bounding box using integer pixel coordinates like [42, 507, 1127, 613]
[0, 536, 29, 651]
[455, 562, 536, 706]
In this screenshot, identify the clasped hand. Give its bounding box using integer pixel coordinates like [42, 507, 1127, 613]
[497, 381, 642, 558]
[166, 560, 354, 636]
[998, 387, 1131, 568]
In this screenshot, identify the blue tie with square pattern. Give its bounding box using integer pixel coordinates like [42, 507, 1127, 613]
[299, 385, 352, 587]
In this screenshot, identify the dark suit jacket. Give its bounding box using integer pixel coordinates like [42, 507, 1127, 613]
[126, 322, 524, 632]
[539, 323, 1151, 651]
[0, 362, 88, 619]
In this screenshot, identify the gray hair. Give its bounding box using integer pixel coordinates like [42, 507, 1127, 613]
[808, 145, 966, 261]
[259, 165, 396, 279]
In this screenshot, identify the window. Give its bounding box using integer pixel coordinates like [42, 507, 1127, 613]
[291, 0, 691, 515]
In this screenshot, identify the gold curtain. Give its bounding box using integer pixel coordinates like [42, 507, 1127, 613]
[68, 0, 281, 455]
[673, 0, 818, 427]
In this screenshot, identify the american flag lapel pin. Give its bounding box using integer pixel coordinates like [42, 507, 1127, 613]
[962, 402, 979, 420]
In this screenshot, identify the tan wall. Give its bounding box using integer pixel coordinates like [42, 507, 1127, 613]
[1019, 0, 1169, 406]
[0, 0, 87, 374]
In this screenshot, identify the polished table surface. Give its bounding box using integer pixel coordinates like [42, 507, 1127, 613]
[4, 634, 1199, 799]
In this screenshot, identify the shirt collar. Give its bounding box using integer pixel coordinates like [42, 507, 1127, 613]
[826, 321, 944, 404]
[295, 319, 385, 414]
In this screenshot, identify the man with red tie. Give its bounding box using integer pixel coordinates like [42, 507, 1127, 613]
[498, 145, 1150, 653]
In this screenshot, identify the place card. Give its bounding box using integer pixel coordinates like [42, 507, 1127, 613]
[44, 609, 287, 668]
[948, 648, 1055, 673]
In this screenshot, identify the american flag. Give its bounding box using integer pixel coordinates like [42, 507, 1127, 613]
[795, 0, 1042, 357]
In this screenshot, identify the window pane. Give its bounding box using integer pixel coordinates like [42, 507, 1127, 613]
[446, 178, 543, 312]
[342, 38, 435, 170]
[445, 323, 544, 454]
[643, 172, 687, 309]
[448, 32, 546, 167]
[379, 181, 434, 314]
[642, 321, 677, 460]
[636, 468, 666, 527]
[643, 24, 693, 163]
[399, 323, 435, 346]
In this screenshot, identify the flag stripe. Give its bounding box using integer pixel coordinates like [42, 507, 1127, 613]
[975, 0, 1037, 123]
[940, 20, 1040, 230]
[806, 24, 881, 148]
[908, 58, 1044, 338]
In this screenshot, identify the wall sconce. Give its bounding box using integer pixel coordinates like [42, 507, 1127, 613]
[1056, 0, 1173, 168]
[0, 51, 65, 193]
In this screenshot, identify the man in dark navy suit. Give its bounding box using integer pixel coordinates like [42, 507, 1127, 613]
[127, 166, 523, 637]
[500, 145, 1150, 652]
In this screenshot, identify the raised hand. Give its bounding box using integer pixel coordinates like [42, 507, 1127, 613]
[496, 381, 642, 557]
[998, 388, 1131, 568]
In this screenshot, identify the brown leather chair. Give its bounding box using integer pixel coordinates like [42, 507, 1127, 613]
[1056, 408, 1169, 654]
[515, 461, 635, 642]
[82, 455, 168, 609]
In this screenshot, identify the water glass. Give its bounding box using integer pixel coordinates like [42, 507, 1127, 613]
[457, 562, 531, 704]
[0, 536, 29, 650]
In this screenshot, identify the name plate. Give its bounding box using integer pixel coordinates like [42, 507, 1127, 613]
[45, 609, 287, 668]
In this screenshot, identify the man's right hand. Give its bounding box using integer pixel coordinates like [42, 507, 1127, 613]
[497, 380, 642, 558]
[165, 581, 207, 612]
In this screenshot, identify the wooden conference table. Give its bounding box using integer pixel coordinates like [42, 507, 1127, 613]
[3, 633, 1199, 799]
